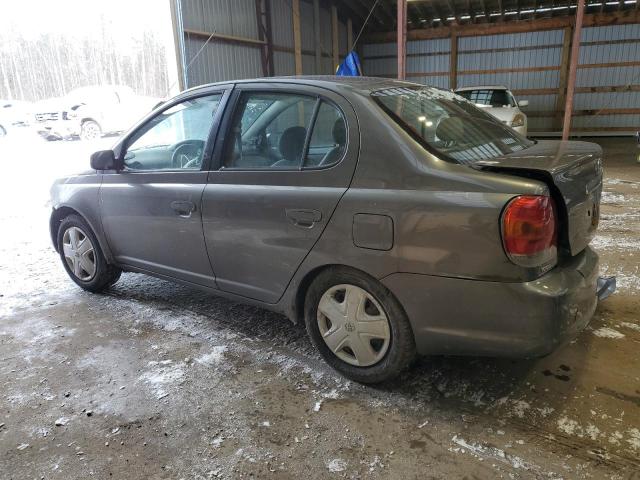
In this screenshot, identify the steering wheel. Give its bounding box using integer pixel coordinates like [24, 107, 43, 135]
[171, 140, 205, 169]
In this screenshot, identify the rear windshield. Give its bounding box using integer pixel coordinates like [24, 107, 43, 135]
[457, 89, 516, 107]
[371, 86, 533, 164]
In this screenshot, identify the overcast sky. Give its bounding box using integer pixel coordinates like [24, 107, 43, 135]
[1, 0, 170, 45]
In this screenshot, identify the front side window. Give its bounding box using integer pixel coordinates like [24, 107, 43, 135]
[123, 94, 222, 171]
[372, 87, 533, 165]
[222, 92, 347, 170]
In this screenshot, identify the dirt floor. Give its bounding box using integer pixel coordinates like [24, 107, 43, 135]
[0, 133, 639, 479]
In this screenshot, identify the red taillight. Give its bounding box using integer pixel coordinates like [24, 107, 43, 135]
[502, 195, 557, 268]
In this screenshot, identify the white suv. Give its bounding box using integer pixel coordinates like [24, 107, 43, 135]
[455, 86, 528, 137]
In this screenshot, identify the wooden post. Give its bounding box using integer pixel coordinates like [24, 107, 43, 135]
[292, 0, 303, 75]
[169, 0, 186, 91]
[562, 0, 585, 140]
[313, 0, 321, 74]
[397, 0, 407, 80]
[255, 0, 274, 77]
[555, 25, 573, 131]
[347, 18, 353, 51]
[332, 4, 339, 73]
[450, 33, 458, 90]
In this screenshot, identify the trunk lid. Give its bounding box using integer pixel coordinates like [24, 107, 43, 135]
[474, 140, 603, 256]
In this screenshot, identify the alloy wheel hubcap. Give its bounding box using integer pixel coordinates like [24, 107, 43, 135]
[83, 124, 99, 139]
[317, 284, 391, 367]
[62, 227, 96, 281]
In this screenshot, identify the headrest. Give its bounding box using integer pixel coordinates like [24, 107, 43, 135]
[435, 116, 465, 143]
[332, 118, 346, 145]
[279, 126, 307, 161]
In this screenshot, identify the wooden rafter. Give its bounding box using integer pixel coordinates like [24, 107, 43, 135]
[364, 9, 640, 42]
[479, 0, 490, 22]
[413, 3, 433, 26]
[378, 0, 399, 27]
[333, 0, 366, 24]
[466, 0, 475, 23]
[353, 0, 388, 27]
[433, 2, 450, 25]
[407, 3, 423, 28]
[447, 0, 461, 24]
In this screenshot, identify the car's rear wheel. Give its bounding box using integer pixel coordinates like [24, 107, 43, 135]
[57, 214, 121, 292]
[80, 120, 101, 140]
[304, 267, 416, 384]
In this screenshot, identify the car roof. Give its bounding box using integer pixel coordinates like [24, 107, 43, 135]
[455, 85, 509, 92]
[182, 76, 432, 96]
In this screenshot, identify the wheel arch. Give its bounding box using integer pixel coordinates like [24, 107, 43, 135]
[81, 117, 99, 126]
[289, 263, 392, 325]
[50, 206, 81, 252]
[49, 205, 114, 263]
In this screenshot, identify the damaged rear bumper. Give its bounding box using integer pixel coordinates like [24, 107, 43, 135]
[382, 246, 603, 358]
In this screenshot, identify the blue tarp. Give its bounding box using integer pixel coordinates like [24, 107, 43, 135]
[336, 51, 362, 76]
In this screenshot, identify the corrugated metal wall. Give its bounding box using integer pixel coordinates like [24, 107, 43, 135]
[362, 24, 640, 134]
[573, 24, 640, 132]
[179, 0, 350, 87]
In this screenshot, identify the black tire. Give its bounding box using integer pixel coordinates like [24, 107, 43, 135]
[80, 120, 102, 140]
[57, 214, 121, 292]
[304, 267, 416, 384]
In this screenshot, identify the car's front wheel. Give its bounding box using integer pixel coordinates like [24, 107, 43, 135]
[305, 267, 416, 384]
[80, 120, 102, 140]
[57, 214, 121, 292]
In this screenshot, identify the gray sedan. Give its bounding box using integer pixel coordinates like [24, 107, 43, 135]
[49, 77, 612, 383]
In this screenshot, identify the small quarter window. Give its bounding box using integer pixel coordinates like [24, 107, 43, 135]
[303, 101, 346, 169]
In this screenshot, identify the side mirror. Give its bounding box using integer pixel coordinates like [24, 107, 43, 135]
[518, 99, 529, 108]
[90, 150, 118, 170]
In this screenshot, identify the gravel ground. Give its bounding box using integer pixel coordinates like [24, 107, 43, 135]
[0, 132, 639, 479]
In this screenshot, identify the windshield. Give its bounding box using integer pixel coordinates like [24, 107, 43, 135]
[457, 89, 516, 107]
[371, 86, 533, 164]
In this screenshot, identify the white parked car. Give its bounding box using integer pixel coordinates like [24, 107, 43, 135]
[34, 85, 162, 141]
[454, 86, 528, 137]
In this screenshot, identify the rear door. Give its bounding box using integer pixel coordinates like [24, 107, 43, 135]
[100, 87, 231, 287]
[202, 83, 359, 303]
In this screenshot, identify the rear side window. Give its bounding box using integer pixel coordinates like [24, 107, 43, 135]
[372, 86, 533, 165]
[222, 92, 347, 170]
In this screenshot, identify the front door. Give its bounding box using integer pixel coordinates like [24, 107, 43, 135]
[202, 84, 359, 303]
[100, 89, 229, 287]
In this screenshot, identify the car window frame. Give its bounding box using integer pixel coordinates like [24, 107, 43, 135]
[116, 86, 232, 174]
[212, 87, 348, 172]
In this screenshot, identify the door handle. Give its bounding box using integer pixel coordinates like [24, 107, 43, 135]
[285, 208, 322, 228]
[171, 200, 196, 218]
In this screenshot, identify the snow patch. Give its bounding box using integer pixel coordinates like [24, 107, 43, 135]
[139, 361, 185, 399]
[511, 400, 531, 418]
[592, 327, 625, 339]
[450, 435, 543, 472]
[557, 416, 579, 435]
[627, 428, 640, 450]
[326, 458, 347, 473]
[620, 322, 640, 332]
[195, 346, 227, 365]
[601, 191, 626, 204]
